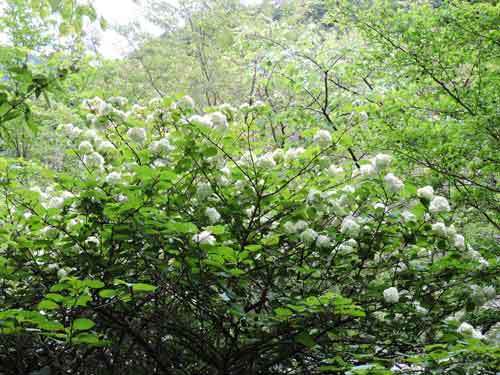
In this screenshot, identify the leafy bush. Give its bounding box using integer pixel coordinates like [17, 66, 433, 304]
[0, 95, 497, 374]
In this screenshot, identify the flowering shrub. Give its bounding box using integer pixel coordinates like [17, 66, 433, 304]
[0, 96, 497, 373]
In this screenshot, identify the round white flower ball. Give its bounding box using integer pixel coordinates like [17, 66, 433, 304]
[316, 235, 331, 248]
[431, 222, 447, 237]
[127, 127, 147, 144]
[78, 141, 94, 154]
[360, 163, 377, 177]
[178, 95, 195, 110]
[313, 129, 332, 147]
[300, 228, 318, 245]
[384, 173, 404, 193]
[372, 153, 391, 170]
[294, 220, 309, 233]
[257, 153, 276, 169]
[327, 164, 344, 177]
[192, 231, 216, 246]
[210, 112, 228, 130]
[196, 182, 212, 199]
[189, 115, 212, 128]
[83, 152, 105, 169]
[383, 287, 399, 303]
[57, 268, 68, 279]
[340, 216, 360, 237]
[429, 196, 451, 214]
[97, 140, 116, 154]
[454, 234, 465, 249]
[205, 207, 221, 224]
[417, 186, 434, 200]
[149, 138, 173, 154]
[457, 322, 483, 339]
[85, 236, 100, 247]
[105, 172, 122, 185]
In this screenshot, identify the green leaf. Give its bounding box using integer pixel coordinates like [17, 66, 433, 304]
[38, 320, 64, 332]
[412, 202, 426, 219]
[37, 300, 59, 310]
[210, 246, 236, 262]
[98, 289, 117, 298]
[72, 332, 110, 346]
[244, 244, 262, 252]
[45, 293, 65, 303]
[74, 294, 91, 307]
[164, 221, 198, 234]
[295, 332, 316, 348]
[275, 307, 294, 318]
[83, 279, 105, 289]
[72, 318, 95, 331]
[203, 146, 218, 157]
[131, 283, 157, 293]
[402, 183, 417, 198]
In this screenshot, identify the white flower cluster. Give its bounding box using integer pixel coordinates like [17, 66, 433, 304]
[82, 96, 112, 117]
[390, 364, 424, 373]
[283, 220, 308, 234]
[337, 238, 358, 254]
[80, 96, 143, 128]
[78, 140, 93, 154]
[429, 195, 451, 213]
[59, 121, 119, 171]
[313, 129, 332, 147]
[315, 235, 331, 248]
[457, 322, 483, 339]
[129, 104, 147, 119]
[40, 226, 58, 239]
[149, 137, 174, 155]
[383, 287, 399, 303]
[57, 268, 69, 279]
[256, 152, 276, 169]
[37, 187, 74, 210]
[58, 123, 82, 139]
[468, 284, 497, 309]
[85, 236, 100, 247]
[177, 95, 195, 110]
[417, 185, 434, 200]
[210, 112, 228, 130]
[401, 210, 416, 222]
[96, 140, 116, 154]
[384, 173, 404, 192]
[83, 152, 105, 169]
[192, 230, 216, 246]
[340, 216, 360, 237]
[189, 111, 228, 131]
[467, 248, 489, 267]
[431, 221, 465, 249]
[82, 128, 99, 142]
[360, 163, 377, 177]
[372, 154, 392, 169]
[239, 100, 267, 113]
[205, 207, 221, 224]
[108, 96, 128, 107]
[300, 228, 318, 245]
[127, 127, 147, 144]
[218, 103, 236, 116]
[285, 147, 305, 161]
[327, 164, 344, 177]
[105, 172, 122, 185]
[306, 189, 321, 205]
[355, 153, 392, 178]
[196, 182, 212, 199]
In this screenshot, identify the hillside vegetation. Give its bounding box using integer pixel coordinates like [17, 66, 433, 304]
[0, 0, 498, 374]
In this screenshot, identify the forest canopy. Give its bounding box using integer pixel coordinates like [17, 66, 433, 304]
[0, 0, 498, 374]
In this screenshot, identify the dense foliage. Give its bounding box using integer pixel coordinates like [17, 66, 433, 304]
[0, 0, 498, 374]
